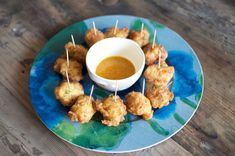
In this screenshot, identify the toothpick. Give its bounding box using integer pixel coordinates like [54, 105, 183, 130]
[114, 80, 118, 102]
[92, 21, 97, 35]
[158, 48, 161, 68]
[65, 68, 71, 89]
[71, 34, 75, 48]
[114, 20, 119, 35]
[65, 47, 71, 88]
[89, 85, 94, 103]
[142, 78, 145, 94]
[167, 81, 173, 88]
[65, 48, 69, 67]
[140, 23, 144, 37]
[152, 29, 157, 49]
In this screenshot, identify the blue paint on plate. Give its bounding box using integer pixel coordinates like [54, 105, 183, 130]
[153, 99, 177, 120]
[168, 50, 202, 97]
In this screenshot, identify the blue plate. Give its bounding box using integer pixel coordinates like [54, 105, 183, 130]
[29, 15, 204, 153]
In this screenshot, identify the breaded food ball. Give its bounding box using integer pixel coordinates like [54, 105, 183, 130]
[95, 95, 127, 126]
[146, 84, 174, 108]
[54, 58, 83, 82]
[144, 64, 174, 86]
[55, 81, 84, 106]
[143, 44, 168, 65]
[105, 26, 129, 38]
[64, 42, 88, 65]
[125, 91, 153, 120]
[68, 95, 96, 123]
[85, 28, 105, 47]
[53, 57, 65, 72]
[129, 29, 149, 47]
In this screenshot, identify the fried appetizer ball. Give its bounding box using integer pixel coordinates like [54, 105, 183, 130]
[55, 81, 84, 106]
[64, 42, 88, 64]
[129, 29, 149, 47]
[68, 95, 96, 123]
[85, 28, 105, 47]
[95, 95, 127, 126]
[125, 92, 153, 120]
[54, 58, 83, 81]
[53, 57, 65, 72]
[144, 64, 174, 86]
[143, 44, 168, 65]
[146, 85, 174, 108]
[105, 26, 129, 38]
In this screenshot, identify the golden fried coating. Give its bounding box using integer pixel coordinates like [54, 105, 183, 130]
[85, 28, 105, 47]
[105, 26, 129, 38]
[159, 61, 169, 68]
[143, 44, 168, 65]
[144, 64, 174, 86]
[146, 85, 174, 108]
[95, 95, 127, 126]
[53, 57, 65, 72]
[129, 29, 149, 47]
[68, 95, 96, 123]
[64, 42, 88, 64]
[53, 58, 83, 81]
[55, 81, 84, 106]
[125, 92, 153, 120]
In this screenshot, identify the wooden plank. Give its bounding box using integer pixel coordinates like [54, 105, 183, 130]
[0, 83, 78, 155]
[0, 0, 234, 155]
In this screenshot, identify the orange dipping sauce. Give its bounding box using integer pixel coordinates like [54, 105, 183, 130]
[96, 56, 135, 80]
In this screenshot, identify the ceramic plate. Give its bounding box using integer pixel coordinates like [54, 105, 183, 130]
[29, 15, 204, 153]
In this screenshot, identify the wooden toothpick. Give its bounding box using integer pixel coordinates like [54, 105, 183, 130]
[158, 48, 161, 68]
[92, 21, 97, 35]
[114, 20, 119, 35]
[65, 68, 71, 89]
[167, 81, 173, 88]
[71, 34, 75, 48]
[140, 23, 144, 37]
[65, 47, 71, 88]
[89, 85, 94, 103]
[65, 48, 69, 67]
[152, 29, 157, 49]
[142, 78, 145, 94]
[114, 80, 118, 102]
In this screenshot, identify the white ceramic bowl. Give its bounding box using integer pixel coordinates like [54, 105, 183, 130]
[86, 38, 145, 91]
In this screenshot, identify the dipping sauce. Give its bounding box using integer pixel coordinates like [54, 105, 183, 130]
[96, 56, 135, 80]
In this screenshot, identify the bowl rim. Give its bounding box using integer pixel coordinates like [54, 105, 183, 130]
[86, 37, 145, 82]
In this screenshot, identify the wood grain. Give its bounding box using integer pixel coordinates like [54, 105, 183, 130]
[0, 0, 234, 155]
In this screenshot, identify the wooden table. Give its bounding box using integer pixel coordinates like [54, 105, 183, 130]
[0, 0, 234, 155]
